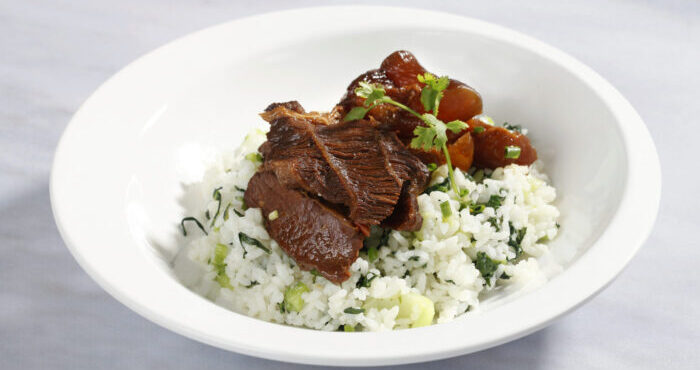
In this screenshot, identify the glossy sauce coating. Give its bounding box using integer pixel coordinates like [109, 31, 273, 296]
[468, 118, 537, 168]
[340, 51, 537, 170]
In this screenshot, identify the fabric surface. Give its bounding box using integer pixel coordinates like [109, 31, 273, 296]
[1, 0, 698, 369]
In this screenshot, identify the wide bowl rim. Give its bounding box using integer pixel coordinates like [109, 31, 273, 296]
[50, 5, 661, 366]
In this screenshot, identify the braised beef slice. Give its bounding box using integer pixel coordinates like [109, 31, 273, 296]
[260, 103, 424, 226]
[244, 171, 364, 283]
[378, 131, 429, 230]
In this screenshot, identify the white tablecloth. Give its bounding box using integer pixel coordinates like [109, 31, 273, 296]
[1, 1, 698, 368]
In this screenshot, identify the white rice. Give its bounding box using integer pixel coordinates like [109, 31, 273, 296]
[173, 129, 561, 331]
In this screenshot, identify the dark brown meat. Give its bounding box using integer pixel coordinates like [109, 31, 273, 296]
[244, 171, 364, 283]
[378, 131, 429, 230]
[338, 50, 483, 147]
[341, 50, 538, 171]
[468, 118, 538, 168]
[260, 103, 428, 226]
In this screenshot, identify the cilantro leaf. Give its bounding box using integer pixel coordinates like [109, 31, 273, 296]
[344, 106, 369, 121]
[446, 120, 467, 133]
[355, 81, 383, 99]
[421, 113, 448, 147]
[410, 125, 437, 151]
[417, 73, 450, 114]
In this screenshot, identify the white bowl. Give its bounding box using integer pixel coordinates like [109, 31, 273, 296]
[51, 6, 660, 366]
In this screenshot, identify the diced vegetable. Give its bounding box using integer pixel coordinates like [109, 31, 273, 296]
[472, 169, 484, 183]
[212, 243, 232, 289]
[367, 246, 378, 263]
[440, 201, 452, 219]
[343, 325, 355, 332]
[283, 282, 309, 312]
[504, 145, 521, 159]
[245, 152, 263, 163]
[397, 293, 435, 328]
[363, 297, 400, 311]
[268, 210, 279, 221]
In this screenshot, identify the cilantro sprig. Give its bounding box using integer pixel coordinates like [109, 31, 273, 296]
[345, 73, 467, 193]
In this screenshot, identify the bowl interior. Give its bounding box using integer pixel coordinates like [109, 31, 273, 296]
[133, 28, 626, 277]
[51, 7, 652, 366]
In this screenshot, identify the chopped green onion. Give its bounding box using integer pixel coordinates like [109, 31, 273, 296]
[233, 209, 244, 217]
[472, 169, 484, 183]
[239, 232, 270, 254]
[268, 210, 279, 221]
[234, 185, 246, 192]
[469, 204, 485, 215]
[504, 145, 521, 159]
[283, 282, 309, 312]
[245, 152, 263, 163]
[343, 307, 365, 314]
[485, 195, 505, 208]
[343, 325, 355, 332]
[427, 163, 438, 172]
[367, 246, 378, 263]
[440, 201, 452, 219]
[356, 273, 378, 288]
[459, 188, 469, 197]
[180, 217, 208, 236]
[212, 243, 232, 289]
[222, 203, 232, 221]
[473, 126, 485, 134]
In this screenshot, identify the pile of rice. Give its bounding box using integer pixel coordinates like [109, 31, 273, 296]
[174, 129, 560, 331]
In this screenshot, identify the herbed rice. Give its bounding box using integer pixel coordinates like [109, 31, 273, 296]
[174, 129, 561, 331]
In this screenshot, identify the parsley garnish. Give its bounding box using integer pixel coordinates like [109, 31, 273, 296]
[424, 177, 450, 194]
[346, 75, 468, 194]
[508, 222, 526, 258]
[474, 251, 501, 286]
[485, 194, 505, 208]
